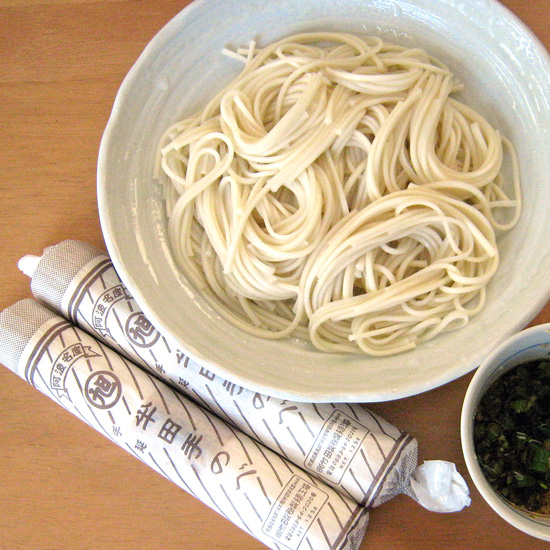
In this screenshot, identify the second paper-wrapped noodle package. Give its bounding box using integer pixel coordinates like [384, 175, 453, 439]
[22, 239, 470, 512]
[0, 239, 472, 550]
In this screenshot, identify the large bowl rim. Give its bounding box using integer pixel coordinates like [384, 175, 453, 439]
[97, 0, 550, 402]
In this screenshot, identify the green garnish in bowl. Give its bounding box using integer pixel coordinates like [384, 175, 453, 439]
[474, 359, 550, 515]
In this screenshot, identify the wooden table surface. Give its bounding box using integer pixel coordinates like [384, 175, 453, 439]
[2, 1, 550, 549]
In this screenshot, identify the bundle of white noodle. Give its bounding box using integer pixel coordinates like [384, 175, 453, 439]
[156, 32, 521, 356]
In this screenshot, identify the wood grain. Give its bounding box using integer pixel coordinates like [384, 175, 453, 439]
[1, 1, 549, 549]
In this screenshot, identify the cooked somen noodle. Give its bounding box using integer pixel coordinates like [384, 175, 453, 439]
[156, 32, 521, 356]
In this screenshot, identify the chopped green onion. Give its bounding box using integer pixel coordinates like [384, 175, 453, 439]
[474, 358, 550, 514]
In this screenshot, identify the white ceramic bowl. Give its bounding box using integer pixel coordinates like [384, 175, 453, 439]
[98, 0, 550, 403]
[461, 323, 550, 541]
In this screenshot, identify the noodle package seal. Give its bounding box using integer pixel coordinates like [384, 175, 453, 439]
[0, 299, 368, 550]
[17, 239, 470, 515]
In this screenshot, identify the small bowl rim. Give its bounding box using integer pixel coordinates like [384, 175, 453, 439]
[461, 322, 550, 540]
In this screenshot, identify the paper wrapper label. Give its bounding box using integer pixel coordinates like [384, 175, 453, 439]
[33, 246, 418, 508]
[263, 475, 328, 549]
[305, 410, 367, 483]
[2, 301, 368, 550]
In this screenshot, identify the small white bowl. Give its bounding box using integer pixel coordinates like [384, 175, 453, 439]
[461, 323, 550, 541]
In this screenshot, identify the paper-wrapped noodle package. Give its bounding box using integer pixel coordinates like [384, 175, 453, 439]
[0, 299, 368, 550]
[20, 239, 471, 512]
